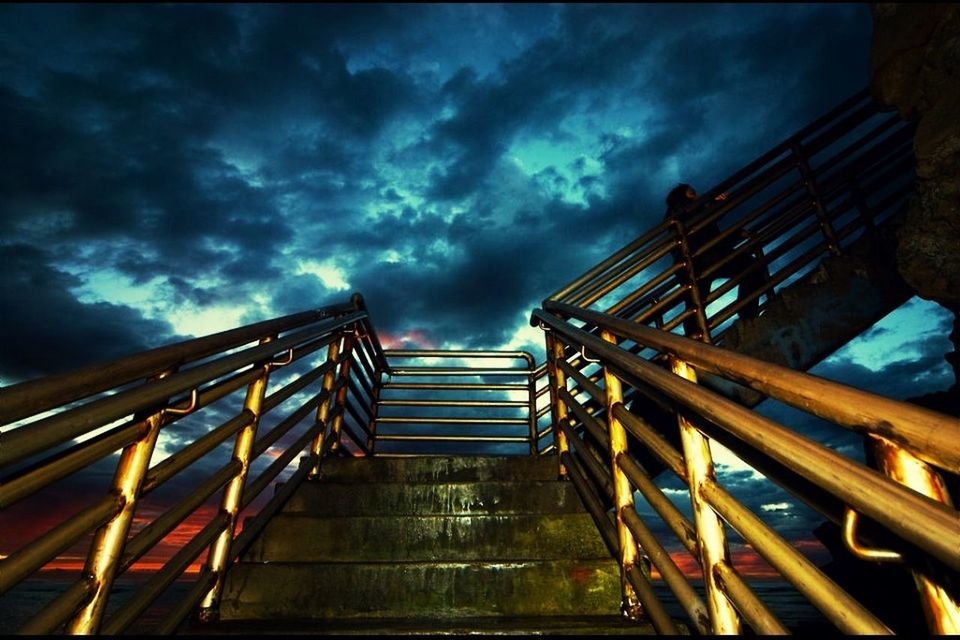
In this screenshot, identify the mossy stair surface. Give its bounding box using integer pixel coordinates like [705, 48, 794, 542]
[218, 456, 628, 627]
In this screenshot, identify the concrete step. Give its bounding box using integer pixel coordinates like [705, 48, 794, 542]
[219, 560, 622, 621]
[190, 615, 658, 635]
[244, 513, 609, 563]
[283, 480, 583, 516]
[315, 455, 560, 484]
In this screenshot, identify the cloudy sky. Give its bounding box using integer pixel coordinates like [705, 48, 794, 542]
[1, 2, 956, 604]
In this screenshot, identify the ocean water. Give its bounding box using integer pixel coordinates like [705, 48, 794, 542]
[2, 576, 832, 634]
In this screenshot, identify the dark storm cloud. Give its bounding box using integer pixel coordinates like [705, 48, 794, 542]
[0, 244, 177, 381]
[0, 3, 895, 382]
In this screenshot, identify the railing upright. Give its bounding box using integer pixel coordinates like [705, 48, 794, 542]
[544, 332, 570, 476]
[198, 334, 278, 622]
[669, 357, 740, 634]
[597, 330, 645, 620]
[309, 337, 342, 475]
[65, 367, 185, 633]
[328, 331, 357, 454]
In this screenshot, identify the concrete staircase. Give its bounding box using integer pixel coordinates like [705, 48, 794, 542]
[209, 456, 656, 634]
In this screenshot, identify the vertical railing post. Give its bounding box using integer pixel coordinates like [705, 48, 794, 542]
[869, 437, 960, 634]
[544, 331, 570, 477]
[792, 141, 841, 255]
[309, 336, 342, 475]
[365, 360, 382, 456]
[328, 331, 356, 453]
[66, 368, 187, 634]
[198, 335, 276, 623]
[672, 219, 713, 344]
[670, 356, 740, 634]
[599, 329, 643, 620]
[526, 361, 538, 456]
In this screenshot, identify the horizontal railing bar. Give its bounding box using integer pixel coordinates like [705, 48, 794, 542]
[713, 561, 790, 635]
[535, 310, 960, 570]
[620, 504, 711, 635]
[0, 420, 147, 509]
[0, 365, 261, 508]
[262, 358, 335, 414]
[143, 411, 252, 493]
[537, 425, 553, 440]
[337, 421, 371, 456]
[559, 389, 610, 450]
[614, 405, 687, 481]
[233, 455, 315, 561]
[605, 263, 685, 317]
[561, 452, 618, 555]
[559, 418, 614, 499]
[377, 399, 529, 408]
[387, 367, 531, 376]
[695, 90, 870, 211]
[376, 416, 529, 425]
[343, 401, 372, 441]
[561, 450, 681, 635]
[153, 568, 217, 635]
[120, 460, 241, 572]
[548, 302, 960, 474]
[375, 435, 530, 443]
[0, 493, 122, 595]
[17, 574, 96, 635]
[546, 222, 675, 303]
[617, 451, 695, 555]
[349, 363, 376, 407]
[0, 301, 358, 426]
[101, 512, 230, 635]
[382, 382, 528, 391]
[700, 478, 890, 633]
[385, 349, 535, 366]
[242, 420, 324, 510]
[0, 311, 366, 468]
[568, 238, 678, 309]
[557, 359, 604, 404]
[572, 436, 706, 634]
[536, 404, 551, 419]
[252, 393, 327, 459]
[346, 381, 374, 421]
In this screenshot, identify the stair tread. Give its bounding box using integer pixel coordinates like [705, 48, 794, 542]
[285, 479, 582, 515]
[220, 560, 621, 620]
[247, 512, 609, 562]
[189, 615, 660, 635]
[315, 455, 560, 483]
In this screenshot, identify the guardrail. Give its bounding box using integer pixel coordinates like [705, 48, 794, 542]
[546, 89, 916, 346]
[0, 294, 389, 633]
[375, 350, 540, 456]
[531, 302, 959, 635]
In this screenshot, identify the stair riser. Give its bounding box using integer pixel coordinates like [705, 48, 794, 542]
[284, 481, 583, 516]
[246, 513, 609, 562]
[220, 561, 621, 620]
[317, 456, 560, 483]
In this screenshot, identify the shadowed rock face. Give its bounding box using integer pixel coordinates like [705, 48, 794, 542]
[870, 3, 960, 381]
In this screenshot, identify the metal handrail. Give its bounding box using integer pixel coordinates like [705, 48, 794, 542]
[545, 89, 916, 350]
[531, 304, 959, 634]
[375, 350, 539, 455]
[0, 294, 389, 633]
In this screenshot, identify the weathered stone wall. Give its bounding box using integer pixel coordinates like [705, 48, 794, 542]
[870, 3, 960, 383]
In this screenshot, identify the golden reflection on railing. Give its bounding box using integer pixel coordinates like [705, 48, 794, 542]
[0, 294, 388, 633]
[531, 303, 960, 635]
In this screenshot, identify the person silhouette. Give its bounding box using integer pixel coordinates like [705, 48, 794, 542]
[663, 183, 768, 339]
